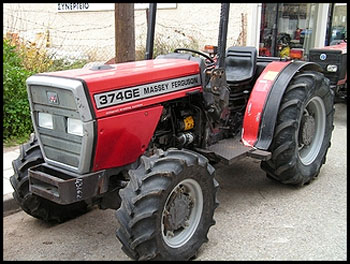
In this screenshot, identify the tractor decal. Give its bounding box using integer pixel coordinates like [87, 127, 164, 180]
[94, 74, 201, 109]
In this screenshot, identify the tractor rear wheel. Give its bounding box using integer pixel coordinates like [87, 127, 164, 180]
[10, 134, 89, 223]
[115, 149, 219, 260]
[261, 71, 334, 186]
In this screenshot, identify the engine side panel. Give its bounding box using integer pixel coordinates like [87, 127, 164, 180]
[93, 105, 163, 171]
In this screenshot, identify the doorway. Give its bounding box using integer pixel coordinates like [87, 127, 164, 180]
[259, 3, 317, 58]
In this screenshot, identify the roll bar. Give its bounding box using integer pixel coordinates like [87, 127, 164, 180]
[145, 3, 157, 60]
[145, 3, 230, 65]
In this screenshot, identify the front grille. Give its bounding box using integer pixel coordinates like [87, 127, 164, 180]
[38, 128, 82, 167]
[309, 50, 341, 64]
[30, 85, 83, 168]
[26, 75, 95, 174]
[309, 49, 342, 85]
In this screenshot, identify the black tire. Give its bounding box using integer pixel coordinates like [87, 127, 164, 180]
[10, 134, 89, 223]
[261, 71, 334, 186]
[115, 148, 219, 260]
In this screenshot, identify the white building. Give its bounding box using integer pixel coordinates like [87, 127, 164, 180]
[3, 3, 346, 62]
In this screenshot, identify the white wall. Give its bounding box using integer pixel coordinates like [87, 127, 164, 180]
[3, 3, 258, 61]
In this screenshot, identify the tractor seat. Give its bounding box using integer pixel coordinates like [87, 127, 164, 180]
[225, 46, 257, 85]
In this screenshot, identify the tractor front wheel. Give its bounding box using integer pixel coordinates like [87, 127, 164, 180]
[261, 71, 334, 186]
[115, 149, 219, 260]
[10, 134, 89, 223]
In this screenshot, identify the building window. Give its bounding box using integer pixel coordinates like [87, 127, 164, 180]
[326, 3, 347, 46]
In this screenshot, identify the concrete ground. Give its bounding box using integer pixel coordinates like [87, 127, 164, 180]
[2, 103, 347, 261]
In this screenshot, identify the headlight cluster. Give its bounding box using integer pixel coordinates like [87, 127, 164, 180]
[38, 112, 53, 129]
[326, 64, 338, 72]
[38, 113, 83, 136]
[67, 118, 84, 136]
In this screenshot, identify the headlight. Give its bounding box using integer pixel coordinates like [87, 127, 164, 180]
[38, 112, 53, 129]
[67, 118, 83, 136]
[326, 64, 338, 72]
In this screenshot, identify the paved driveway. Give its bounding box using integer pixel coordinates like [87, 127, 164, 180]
[3, 103, 347, 260]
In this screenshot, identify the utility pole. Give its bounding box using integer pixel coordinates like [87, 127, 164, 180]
[115, 3, 135, 63]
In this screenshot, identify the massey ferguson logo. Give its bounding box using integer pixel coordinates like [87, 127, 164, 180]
[47, 91, 59, 105]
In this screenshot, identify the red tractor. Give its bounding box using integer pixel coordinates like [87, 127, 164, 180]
[10, 4, 334, 261]
[308, 40, 347, 102]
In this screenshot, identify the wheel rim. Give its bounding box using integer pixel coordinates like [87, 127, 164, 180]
[298, 96, 326, 165]
[161, 178, 203, 248]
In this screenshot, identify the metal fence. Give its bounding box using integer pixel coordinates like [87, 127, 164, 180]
[3, 4, 247, 64]
[3, 5, 116, 63]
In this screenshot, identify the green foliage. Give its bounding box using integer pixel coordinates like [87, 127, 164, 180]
[3, 38, 88, 145]
[17, 42, 54, 73]
[3, 39, 34, 144]
[136, 33, 199, 60]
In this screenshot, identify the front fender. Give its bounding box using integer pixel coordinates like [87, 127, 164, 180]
[241, 60, 323, 150]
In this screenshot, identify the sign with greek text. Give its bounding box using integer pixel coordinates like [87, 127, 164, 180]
[57, 3, 176, 12]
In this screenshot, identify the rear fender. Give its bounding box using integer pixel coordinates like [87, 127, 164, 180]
[242, 60, 323, 150]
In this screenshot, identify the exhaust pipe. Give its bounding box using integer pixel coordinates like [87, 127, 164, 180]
[216, 3, 230, 68]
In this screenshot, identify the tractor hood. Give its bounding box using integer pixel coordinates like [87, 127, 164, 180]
[313, 42, 347, 54]
[42, 58, 202, 118]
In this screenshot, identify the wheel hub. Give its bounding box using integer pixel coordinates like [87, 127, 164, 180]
[298, 96, 326, 166]
[300, 115, 316, 146]
[161, 178, 203, 248]
[163, 186, 193, 232]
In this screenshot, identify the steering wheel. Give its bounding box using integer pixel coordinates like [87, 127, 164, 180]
[174, 48, 215, 63]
